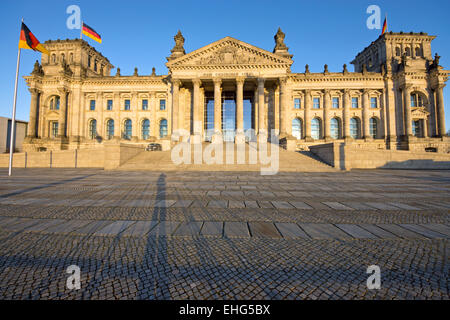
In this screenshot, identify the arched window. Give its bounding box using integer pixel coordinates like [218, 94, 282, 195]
[89, 119, 97, 139]
[106, 119, 114, 140]
[159, 119, 168, 138]
[330, 118, 340, 139]
[395, 47, 401, 57]
[292, 118, 302, 139]
[311, 118, 321, 140]
[123, 119, 132, 140]
[350, 118, 361, 139]
[61, 53, 65, 62]
[410, 92, 424, 107]
[52, 54, 56, 64]
[142, 119, 150, 140]
[369, 118, 378, 138]
[415, 47, 422, 57]
[49, 96, 60, 110]
[405, 47, 411, 56]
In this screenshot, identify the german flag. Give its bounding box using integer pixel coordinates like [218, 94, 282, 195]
[82, 23, 102, 43]
[18, 22, 49, 55]
[381, 17, 388, 35]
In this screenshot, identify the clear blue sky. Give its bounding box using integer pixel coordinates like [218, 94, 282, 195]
[1, 0, 449, 131]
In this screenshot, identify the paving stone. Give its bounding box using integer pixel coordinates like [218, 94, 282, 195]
[1, 219, 41, 231]
[357, 224, 399, 239]
[154, 200, 176, 207]
[342, 202, 376, 210]
[399, 224, 448, 239]
[228, 201, 245, 208]
[322, 202, 354, 210]
[94, 221, 136, 236]
[248, 222, 281, 238]
[171, 200, 194, 208]
[200, 222, 223, 237]
[23, 219, 67, 232]
[207, 200, 228, 208]
[365, 202, 402, 210]
[244, 201, 259, 208]
[298, 223, 353, 239]
[224, 222, 250, 238]
[121, 221, 158, 237]
[335, 224, 378, 239]
[275, 223, 310, 239]
[148, 221, 180, 236]
[173, 221, 203, 236]
[418, 224, 450, 237]
[75, 220, 115, 234]
[44, 219, 93, 234]
[271, 201, 294, 209]
[389, 203, 422, 211]
[376, 224, 427, 239]
[257, 201, 274, 208]
[289, 202, 313, 210]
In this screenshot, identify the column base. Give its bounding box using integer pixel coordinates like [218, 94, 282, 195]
[304, 136, 314, 142]
[235, 133, 246, 144]
[211, 132, 223, 144]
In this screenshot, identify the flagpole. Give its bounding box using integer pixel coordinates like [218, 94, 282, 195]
[80, 21, 82, 39]
[8, 19, 23, 176]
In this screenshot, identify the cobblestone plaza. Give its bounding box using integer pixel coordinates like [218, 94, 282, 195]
[0, 168, 448, 299]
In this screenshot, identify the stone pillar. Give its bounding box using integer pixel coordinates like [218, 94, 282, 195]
[113, 92, 120, 139]
[192, 79, 202, 142]
[97, 91, 103, 138]
[304, 89, 312, 140]
[403, 86, 412, 137]
[379, 92, 386, 138]
[362, 89, 370, 139]
[27, 88, 39, 137]
[257, 78, 266, 135]
[213, 78, 222, 133]
[279, 77, 287, 136]
[235, 77, 245, 143]
[343, 89, 350, 139]
[58, 88, 67, 137]
[172, 79, 180, 135]
[323, 89, 331, 140]
[436, 84, 446, 137]
[131, 91, 138, 140]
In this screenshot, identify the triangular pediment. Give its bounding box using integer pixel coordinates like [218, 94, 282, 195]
[166, 36, 293, 69]
[411, 107, 430, 118]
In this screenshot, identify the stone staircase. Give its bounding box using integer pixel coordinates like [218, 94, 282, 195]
[117, 143, 337, 172]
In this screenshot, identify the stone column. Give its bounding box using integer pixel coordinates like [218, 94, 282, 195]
[213, 78, 222, 133]
[58, 88, 67, 137]
[97, 91, 103, 138]
[343, 89, 350, 139]
[379, 92, 386, 138]
[27, 88, 39, 137]
[131, 91, 138, 140]
[403, 86, 412, 137]
[362, 89, 370, 139]
[257, 78, 266, 136]
[436, 84, 446, 137]
[304, 89, 312, 140]
[235, 77, 245, 143]
[323, 89, 331, 140]
[192, 79, 202, 142]
[113, 92, 120, 139]
[279, 77, 287, 136]
[172, 79, 180, 135]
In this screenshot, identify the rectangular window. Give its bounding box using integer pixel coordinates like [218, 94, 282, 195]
[89, 100, 96, 111]
[160, 99, 166, 110]
[332, 97, 339, 109]
[410, 94, 417, 107]
[88, 56, 91, 68]
[294, 98, 301, 109]
[370, 97, 378, 108]
[142, 99, 148, 110]
[124, 99, 130, 111]
[51, 122, 58, 138]
[352, 97, 359, 108]
[107, 99, 113, 111]
[313, 97, 320, 109]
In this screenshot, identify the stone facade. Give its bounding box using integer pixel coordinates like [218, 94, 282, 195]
[23, 30, 450, 153]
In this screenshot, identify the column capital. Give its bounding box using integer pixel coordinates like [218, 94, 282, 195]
[172, 79, 182, 87]
[28, 88, 40, 95]
[433, 83, 446, 91]
[212, 77, 222, 85]
[402, 84, 413, 92]
[57, 87, 68, 95]
[192, 78, 202, 86]
[257, 78, 265, 86]
[236, 76, 245, 85]
[279, 77, 288, 86]
[303, 89, 311, 95]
